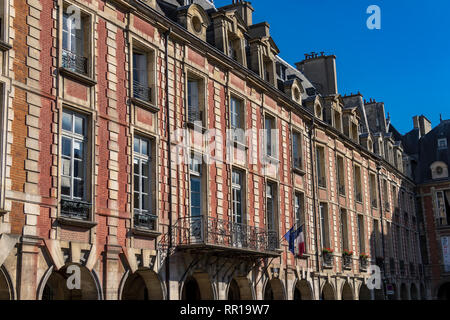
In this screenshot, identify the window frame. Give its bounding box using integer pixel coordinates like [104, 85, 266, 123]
[229, 94, 246, 145]
[316, 145, 326, 188]
[132, 134, 157, 231]
[60, 2, 93, 77]
[231, 168, 245, 225]
[266, 180, 278, 234]
[353, 164, 363, 203]
[292, 129, 303, 172]
[186, 69, 207, 128]
[336, 154, 345, 196]
[319, 202, 330, 249]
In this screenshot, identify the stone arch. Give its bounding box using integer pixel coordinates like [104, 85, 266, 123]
[321, 281, 335, 300]
[263, 278, 285, 300]
[358, 283, 371, 300]
[410, 283, 419, 300]
[341, 281, 354, 300]
[293, 279, 313, 300]
[181, 272, 215, 300]
[400, 283, 409, 300]
[120, 269, 164, 300]
[39, 264, 101, 300]
[0, 265, 13, 300]
[420, 283, 426, 300]
[437, 282, 450, 300]
[227, 277, 253, 300]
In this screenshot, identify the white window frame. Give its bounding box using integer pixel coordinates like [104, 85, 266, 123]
[133, 135, 153, 219]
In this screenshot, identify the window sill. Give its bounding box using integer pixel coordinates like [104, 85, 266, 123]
[107, 0, 136, 12]
[339, 193, 346, 197]
[264, 154, 280, 163]
[233, 140, 249, 150]
[186, 121, 207, 133]
[57, 216, 97, 229]
[131, 97, 159, 113]
[293, 167, 306, 176]
[59, 67, 96, 86]
[0, 40, 12, 51]
[131, 227, 161, 238]
[296, 252, 311, 259]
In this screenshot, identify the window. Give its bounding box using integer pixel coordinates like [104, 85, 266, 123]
[294, 192, 304, 229]
[292, 131, 303, 171]
[336, 155, 345, 196]
[373, 220, 381, 257]
[231, 169, 244, 224]
[62, 4, 90, 75]
[266, 182, 278, 232]
[319, 203, 330, 249]
[133, 135, 156, 230]
[316, 146, 326, 188]
[369, 173, 378, 208]
[340, 209, 348, 251]
[383, 179, 389, 210]
[265, 115, 277, 158]
[61, 109, 90, 219]
[351, 122, 358, 142]
[354, 165, 362, 203]
[230, 96, 245, 143]
[0, 0, 6, 42]
[189, 154, 203, 217]
[392, 185, 398, 211]
[334, 110, 342, 132]
[187, 78, 204, 125]
[357, 214, 365, 253]
[396, 225, 402, 260]
[132, 45, 157, 104]
[438, 138, 447, 150]
[436, 190, 450, 226]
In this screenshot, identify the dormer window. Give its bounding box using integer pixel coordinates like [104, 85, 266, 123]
[438, 138, 448, 149]
[277, 63, 286, 81]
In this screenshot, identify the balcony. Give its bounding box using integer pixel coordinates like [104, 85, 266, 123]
[134, 211, 158, 231]
[60, 198, 91, 220]
[342, 255, 352, 269]
[62, 49, 88, 75]
[160, 216, 280, 258]
[133, 80, 152, 103]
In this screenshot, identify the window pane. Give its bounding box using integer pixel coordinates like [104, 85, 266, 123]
[191, 178, 201, 193]
[62, 137, 71, 157]
[62, 111, 72, 132]
[134, 175, 139, 191]
[134, 138, 139, 153]
[134, 193, 140, 210]
[142, 176, 149, 194]
[62, 158, 71, 176]
[74, 115, 84, 135]
[61, 177, 71, 196]
[142, 194, 150, 211]
[73, 179, 84, 198]
[133, 159, 139, 176]
[141, 139, 148, 156]
[74, 160, 83, 178]
[73, 141, 83, 159]
[141, 160, 149, 177]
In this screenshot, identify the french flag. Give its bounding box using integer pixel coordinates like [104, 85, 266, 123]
[284, 225, 305, 257]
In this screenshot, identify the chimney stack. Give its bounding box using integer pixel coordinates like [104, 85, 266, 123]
[295, 53, 338, 96]
[413, 115, 432, 138]
[231, 0, 254, 26]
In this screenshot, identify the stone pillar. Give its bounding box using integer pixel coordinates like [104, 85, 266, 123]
[18, 237, 40, 300]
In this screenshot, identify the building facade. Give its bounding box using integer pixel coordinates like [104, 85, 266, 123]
[0, 0, 427, 300]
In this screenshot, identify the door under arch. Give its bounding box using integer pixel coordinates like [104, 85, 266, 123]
[121, 270, 164, 300]
[321, 282, 335, 300]
[294, 280, 312, 300]
[264, 279, 284, 300]
[182, 273, 214, 300]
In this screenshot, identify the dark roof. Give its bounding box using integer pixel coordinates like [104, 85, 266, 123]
[416, 120, 450, 183]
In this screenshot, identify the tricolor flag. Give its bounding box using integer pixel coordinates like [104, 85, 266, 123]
[284, 225, 305, 257]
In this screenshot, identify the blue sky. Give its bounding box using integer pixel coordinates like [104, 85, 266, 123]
[213, 0, 450, 134]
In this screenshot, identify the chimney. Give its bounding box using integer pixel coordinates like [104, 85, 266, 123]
[231, 0, 254, 26]
[413, 115, 432, 138]
[295, 53, 338, 96]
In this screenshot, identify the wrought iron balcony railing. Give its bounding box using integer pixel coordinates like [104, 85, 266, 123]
[134, 211, 158, 231]
[187, 109, 203, 124]
[62, 49, 88, 75]
[133, 80, 152, 103]
[342, 255, 352, 269]
[338, 185, 346, 196]
[160, 215, 279, 255]
[60, 198, 91, 220]
[355, 192, 362, 203]
[318, 176, 326, 188]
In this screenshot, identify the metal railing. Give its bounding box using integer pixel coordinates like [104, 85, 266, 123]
[60, 198, 91, 220]
[62, 49, 88, 75]
[355, 192, 363, 203]
[318, 176, 326, 188]
[371, 199, 378, 208]
[134, 211, 158, 231]
[133, 80, 152, 102]
[338, 185, 346, 196]
[188, 109, 203, 124]
[343, 255, 352, 269]
[159, 215, 279, 254]
[359, 257, 368, 270]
